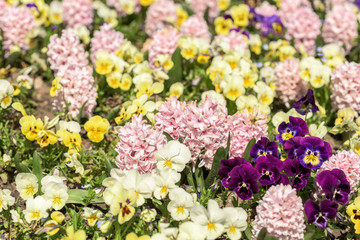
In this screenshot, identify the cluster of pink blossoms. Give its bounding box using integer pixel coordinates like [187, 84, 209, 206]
[213, 31, 248, 51]
[47, 29, 97, 118]
[115, 115, 167, 174]
[274, 58, 306, 108]
[62, 0, 93, 28]
[279, 0, 310, 26]
[106, 0, 141, 16]
[190, 0, 219, 20]
[144, 0, 177, 37]
[148, 27, 179, 70]
[330, 62, 360, 111]
[252, 184, 306, 240]
[322, 4, 358, 52]
[255, 1, 278, 16]
[154, 97, 268, 169]
[0, 6, 37, 54]
[90, 23, 125, 63]
[180, 15, 211, 43]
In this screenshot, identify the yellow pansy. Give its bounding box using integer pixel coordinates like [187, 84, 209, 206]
[12, 102, 27, 116]
[37, 130, 58, 148]
[84, 116, 110, 143]
[95, 52, 114, 75]
[120, 73, 132, 91]
[139, 0, 154, 6]
[43, 212, 64, 236]
[180, 42, 198, 60]
[176, 7, 188, 27]
[57, 130, 82, 150]
[335, 108, 355, 125]
[279, 45, 296, 62]
[218, 0, 230, 11]
[214, 17, 233, 35]
[230, 4, 249, 27]
[197, 50, 212, 64]
[126, 232, 151, 240]
[115, 107, 131, 125]
[50, 76, 61, 97]
[20, 115, 44, 141]
[347, 197, 360, 234]
[127, 94, 156, 117]
[106, 72, 122, 89]
[169, 82, 184, 98]
[61, 225, 86, 240]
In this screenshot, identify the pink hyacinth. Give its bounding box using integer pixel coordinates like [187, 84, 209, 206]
[148, 27, 179, 70]
[213, 30, 248, 51]
[106, 0, 141, 17]
[47, 29, 89, 73]
[274, 58, 307, 108]
[252, 184, 306, 240]
[115, 115, 167, 174]
[322, 4, 358, 52]
[0, 6, 37, 53]
[279, 0, 310, 26]
[330, 62, 360, 111]
[62, 0, 93, 28]
[144, 0, 177, 37]
[155, 97, 186, 140]
[178, 98, 229, 169]
[317, 150, 360, 194]
[54, 64, 97, 118]
[0, 0, 6, 16]
[180, 15, 211, 43]
[255, 2, 278, 17]
[325, 0, 347, 10]
[190, 0, 219, 20]
[284, 7, 321, 55]
[228, 109, 268, 158]
[90, 23, 125, 63]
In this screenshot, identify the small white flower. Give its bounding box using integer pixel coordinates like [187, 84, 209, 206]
[153, 170, 180, 200]
[15, 173, 38, 200]
[58, 120, 81, 133]
[10, 209, 22, 223]
[140, 208, 157, 223]
[23, 196, 51, 223]
[41, 175, 66, 192]
[0, 79, 14, 109]
[0, 189, 15, 212]
[177, 221, 206, 240]
[223, 207, 247, 240]
[2, 153, 11, 165]
[167, 188, 194, 221]
[309, 122, 327, 139]
[155, 141, 191, 172]
[43, 182, 68, 210]
[83, 207, 103, 226]
[190, 199, 225, 240]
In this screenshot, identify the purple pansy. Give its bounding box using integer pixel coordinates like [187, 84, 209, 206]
[227, 165, 260, 200]
[255, 155, 283, 186]
[284, 136, 303, 159]
[250, 137, 278, 162]
[260, 15, 284, 36]
[304, 199, 338, 229]
[218, 158, 251, 189]
[297, 136, 332, 169]
[283, 158, 310, 190]
[317, 169, 350, 205]
[293, 89, 319, 115]
[276, 117, 309, 144]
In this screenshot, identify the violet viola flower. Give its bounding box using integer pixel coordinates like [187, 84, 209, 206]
[293, 89, 319, 115]
[317, 169, 350, 205]
[297, 136, 332, 169]
[260, 15, 284, 36]
[283, 136, 302, 159]
[227, 165, 260, 200]
[250, 137, 278, 162]
[277, 174, 290, 185]
[283, 158, 310, 190]
[255, 155, 283, 186]
[218, 158, 251, 189]
[276, 117, 309, 144]
[304, 199, 338, 229]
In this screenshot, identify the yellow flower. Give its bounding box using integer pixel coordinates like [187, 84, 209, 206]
[106, 72, 122, 89]
[115, 107, 131, 125]
[127, 94, 156, 117]
[57, 130, 82, 150]
[13, 84, 20, 96]
[197, 50, 212, 64]
[50, 77, 61, 97]
[43, 220, 61, 236]
[62, 225, 86, 240]
[37, 130, 58, 148]
[169, 82, 184, 98]
[180, 41, 198, 60]
[335, 108, 355, 125]
[214, 17, 233, 35]
[218, 0, 230, 11]
[20, 115, 44, 141]
[84, 116, 110, 143]
[126, 232, 151, 240]
[230, 4, 249, 27]
[139, 0, 154, 6]
[346, 196, 360, 234]
[279, 45, 296, 62]
[12, 102, 27, 116]
[109, 183, 137, 224]
[95, 52, 114, 75]
[176, 7, 188, 27]
[120, 73, 132, 91]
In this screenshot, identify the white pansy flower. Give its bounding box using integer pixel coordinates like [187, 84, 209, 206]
[155, 141, 191, 172]
[0, 79, 14, 109]
[41, 175, 66, 192]
[223, 207, 247, 240]
[309, 122, 327, 139]
[83, 207, 103, 226]
[58, 120, 81, 133]
[0, 189, 15, 212]
[153, 170, 180, 200]
[43, 182, 68, 210]
[23, 196, 51, 223]
[10, 209, 22, 223]
[167, 188, 194, 221]
[15, 173, 38, 200]
[177, 221, 206, 240]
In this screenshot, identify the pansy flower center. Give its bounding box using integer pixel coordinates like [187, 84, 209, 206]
[304, 151, 319, 165]
[282, 129, 293, 140]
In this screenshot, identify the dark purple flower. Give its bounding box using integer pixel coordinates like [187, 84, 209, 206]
[317, 169, 350, 205]
[250, 137, 278, 162]
[283, 158, 310, 190]
[304, 199, 338, 229]
[293, 89, 319, 115]
[219, 158, 251, 188]
[284, 136, 303, 159]
[227, 165, 260, 200]
[260, 15, 284, 36]
[297, 136, 331, 169]
[26, 3, 38, 10]
[277, 174, 290, 185]
[255, 155, 283, 186]
[276, 117, 309, 144]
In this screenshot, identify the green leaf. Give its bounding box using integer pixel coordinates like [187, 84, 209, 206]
[5, 51, 21, 66]
[244, 227, 252, 240]
[105, 157, 115, 174]
[166, 48, 183, 89]
[257, 228, 267, 240]
[106, 105, 121, 121]
[32, 152, 43, 185]
[205, 147, 227, 188]
[163, 132, 174, 141]
[226, 99, 237, 115]
[66, 189, 104, 204]
[76, 100, 88, 122]
[264, 236, 278, 240]
[242, 138, 256, 161]
[14, 154, 30, 173]
[225, 133, 231, 158]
